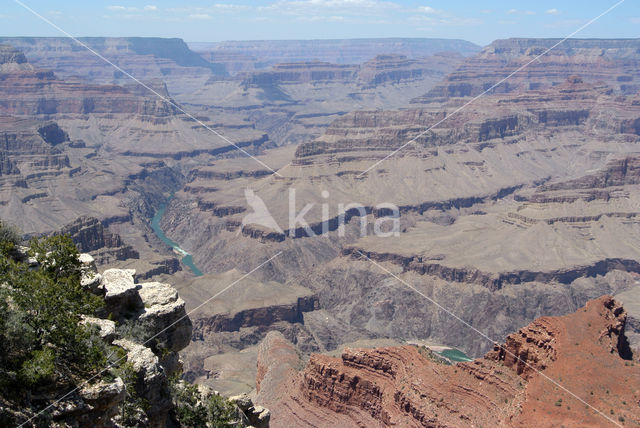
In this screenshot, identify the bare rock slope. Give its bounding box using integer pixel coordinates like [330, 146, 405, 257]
[257, 296, 639, 427]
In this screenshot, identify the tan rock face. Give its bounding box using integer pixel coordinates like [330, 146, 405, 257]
[97, 268, 193, 368]
[257, 296, 639, 427]
[77, 378, 126, 427]
[102, 268, 140, 318]
[113, 338, 177, 426]
[61, 216, 140, 266]
[49, 377, 126, 428]
[418, 38, 640, 102]
[137, 281, 192, 354]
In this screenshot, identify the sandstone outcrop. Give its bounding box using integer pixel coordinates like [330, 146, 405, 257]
[113, 339, 173, 426]
[70, 260, 192, 426]
[257, 296, 639, 427]
[229, 393, 271, 428]
[99, 267, 193, 377]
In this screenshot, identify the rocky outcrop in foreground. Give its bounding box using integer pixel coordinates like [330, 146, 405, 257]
[256, 296, 639, 427]
[49, 258, 194, 427]
[6, 251, 271, 427]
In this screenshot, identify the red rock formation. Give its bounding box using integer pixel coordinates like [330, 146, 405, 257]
[256, 296, 639, 427]
[484, 317, 558, 379]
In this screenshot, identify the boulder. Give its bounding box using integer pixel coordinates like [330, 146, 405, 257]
[78, 378, 126, 427]
[230, 393, 271, 428]
[79, 253, 103, 293]
[51, 378, 126, 428]
[101, 268, 142, 317]
[81, 316, 117, 343]
[251, 405, 271, 428]
[229, 393, 253, 412]
[136, 281, 193, 354]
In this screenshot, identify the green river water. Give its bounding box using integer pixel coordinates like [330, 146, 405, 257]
[150, 199, 203, 276]
[437, 348, 473, 362]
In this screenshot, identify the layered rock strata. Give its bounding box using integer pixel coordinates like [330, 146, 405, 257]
[256, 296, 639, 427]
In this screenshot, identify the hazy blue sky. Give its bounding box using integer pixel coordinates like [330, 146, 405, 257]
[2, 1, 637, 46]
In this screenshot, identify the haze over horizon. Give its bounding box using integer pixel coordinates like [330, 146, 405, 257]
[3, 0, 638, 46]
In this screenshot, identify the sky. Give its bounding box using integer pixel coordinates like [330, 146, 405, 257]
[1, 0, 638, 46]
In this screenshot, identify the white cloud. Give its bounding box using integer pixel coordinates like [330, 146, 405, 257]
[144, 5, 158, 11]
[300, 14, 348, 22]
[259, 0, 401, 17]
[409, 4, 478, 27]
[211, 3, 249, 10]
[48, 10, 62, 16]
[189, 13, 211, 20]
[107, 5, 138, 12]
[167, 4, 249, 14]
[545, 8, 560, 15]
[409, 13, 480, 27]
[417, 6, 441, 14]
[507, 9, 535, 15]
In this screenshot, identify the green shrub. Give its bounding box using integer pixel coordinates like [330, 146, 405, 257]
[0, 220, 21, 256]
[169, 377, 239, 427]
[206, 394, 238, 428]
[19, 348, 55, 387]
[0, 228, 107, 401]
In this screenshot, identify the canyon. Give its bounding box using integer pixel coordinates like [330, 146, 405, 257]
[2, 35, 640, 426]
[255, 295, 639, 427]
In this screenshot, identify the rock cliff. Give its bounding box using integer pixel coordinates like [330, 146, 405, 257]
[0, 43, 269, 284]
[60, 216, 140, 264]
[190, 38, 480, 74]
[0, 37, 226, 97]
[417, 38, 640, 103]
[256, 296, 639, 427]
